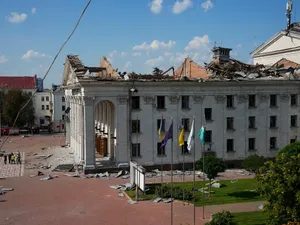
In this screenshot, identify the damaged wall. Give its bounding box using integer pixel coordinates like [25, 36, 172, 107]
[99, 56, 119, 78]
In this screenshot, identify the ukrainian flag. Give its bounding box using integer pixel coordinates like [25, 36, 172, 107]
[158, 115, 164, 141]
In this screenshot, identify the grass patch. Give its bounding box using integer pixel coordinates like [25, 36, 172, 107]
[125, 179, 265, 206]
[231, 211, 268, 225]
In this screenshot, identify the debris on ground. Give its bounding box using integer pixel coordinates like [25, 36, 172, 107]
[40, 175, 58, 181]
[163, 198, 173, 203]
[64, 173, 80, 178]
[29, 171, 45, 178]
[127, 200, 137, 204]
[2, 188, 14, 192]
[35, 154, 53, 160]
[153, 197, 162, 203]
[52, 164, 74, 172]
[211, 183, 221, 188]
[118, 192, 125, 197]
[115, 170, 128, 178]
[109, 183, 136, 191]
[231, 179, 238, 183]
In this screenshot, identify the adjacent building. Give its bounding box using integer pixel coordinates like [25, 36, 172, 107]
[51, 84, 66, 133]
[34, 89, 52, 128]
[62, 49, 300, 172]
[251, 22, 300, 66]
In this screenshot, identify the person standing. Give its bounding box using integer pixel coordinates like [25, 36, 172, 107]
[8, 152, 12, 164]
[4, 154, 7, 164]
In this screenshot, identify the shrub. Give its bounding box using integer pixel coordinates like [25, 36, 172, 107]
[155, 185, 193, 201]
[242, 154, 265, 173]
[206, 211, 236, 225]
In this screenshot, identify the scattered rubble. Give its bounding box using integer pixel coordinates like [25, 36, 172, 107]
[153, 197, 162, 203]
[40, 175, 58, 181]
[127, 200, 137, 204]
[163, 198, 173, 203]
[118, 193, 125, 197]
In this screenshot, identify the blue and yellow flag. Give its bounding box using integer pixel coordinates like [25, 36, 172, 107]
[178, 127, 184, 146]
[158, 115, 164, 141]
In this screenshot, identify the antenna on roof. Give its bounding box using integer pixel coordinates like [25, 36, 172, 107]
[286, 0, 293, 32]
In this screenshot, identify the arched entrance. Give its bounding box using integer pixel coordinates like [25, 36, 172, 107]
[94, 100, 116, 165]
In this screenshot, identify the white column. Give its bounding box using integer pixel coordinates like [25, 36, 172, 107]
[83, 96, 95, 170]
[107, 103, 111, 158]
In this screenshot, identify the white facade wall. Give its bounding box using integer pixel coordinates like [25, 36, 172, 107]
[52, 89, 66, 132]
[34, 91, 52, 126]
[65, 81, 300, 168]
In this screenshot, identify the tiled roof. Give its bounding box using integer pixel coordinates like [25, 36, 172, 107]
[174, 57, 210, 79]
[0, 76, 36, 89]
[272, 58, 300, 69]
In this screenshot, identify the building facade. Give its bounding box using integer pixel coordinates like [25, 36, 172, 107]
[251, 22, 300, 65]
[51, 85, 66, 133]
[63, 55, 300, 171]
[34, 90, 52, 127]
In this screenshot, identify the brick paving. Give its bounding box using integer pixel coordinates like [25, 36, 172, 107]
[0, 153, 24, 178]
[0, 135, 264, 225]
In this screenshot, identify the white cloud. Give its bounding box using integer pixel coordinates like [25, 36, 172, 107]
[172, 0, 192, 14]
[7, 12, 27, 23]
[123, 61, 132, 71]
[0, 55, 8, 64]
[132, 52, 142, 57]
[133, 40, 176, 51]
[164, 52, 173, 57]
[108, 50, 118, 58]
[149, 0, 163, 14]
[145, 56, 165, 67]
[184, 35, 210, 51]
[201, 0, 213, 12]
[31, 8, 36, 14]
[120, 52, 127, 57]
[21, 50, 51, 61]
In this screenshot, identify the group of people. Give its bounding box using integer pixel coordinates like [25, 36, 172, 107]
[2, 151, 21, 164]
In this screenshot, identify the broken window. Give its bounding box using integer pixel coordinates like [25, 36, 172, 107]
[46, 105, 49, 110]
[131, 143, 141, 157]
[227, 139, 234, 152]
[41, 105, 44, 110]
[131, 120, 140, 133]
[291, 94, 297, 106]
[181, 141, 189, 155]
[270, 137, 277, 149]
[205, 130, 212, 143]
[157, 142, 166, 156]
[205, 108, 212, 120]
[248, 138, 255, 151]
[248, 95, 256, 108]
[181, 96, 190, 109]
[62, 105, 65, 111]
[157, 96, 165, 109]
[291, 115, 297, 127]
[270, 116, 277, 128]
[182, 118, 190, 131]
[227, 117, 234, 130]
[270, 95, 277, 107]
[157, 119, 165, 132]
[249, 116, 256, 129]
[226, 95, 234, 108]
[131, 96, 140, 110]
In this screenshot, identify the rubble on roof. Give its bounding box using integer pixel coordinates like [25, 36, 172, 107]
[205, 58, 300, 81]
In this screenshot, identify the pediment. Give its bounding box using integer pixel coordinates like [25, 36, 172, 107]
[251, 31, 300, 57]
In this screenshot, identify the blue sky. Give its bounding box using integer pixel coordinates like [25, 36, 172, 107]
[0, 0, 299, 88]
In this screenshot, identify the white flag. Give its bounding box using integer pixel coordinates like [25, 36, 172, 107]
[187, 119, 194, 151]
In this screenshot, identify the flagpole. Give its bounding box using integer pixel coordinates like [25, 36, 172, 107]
[193, 116, 196, 225]
[202, 143, 205, 219]
[160, 114, 163, 198]
[170, 118, 174, 225]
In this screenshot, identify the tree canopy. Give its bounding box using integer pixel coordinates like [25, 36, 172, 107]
[256, 150, 300, 224]
[152, 67, 163, 75]
[278, 141, 300, 157]
[0, 89, 35, 127]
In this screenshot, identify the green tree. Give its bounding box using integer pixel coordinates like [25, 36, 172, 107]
[196, 155, 225, 196]
[1, 89, 35, 127]
[152, 67, 163, 75]
[206, 211, 236, 225]
[278, 141, 300, 157]
[256, 152, 300, 225]
[242, 154, 266, 174]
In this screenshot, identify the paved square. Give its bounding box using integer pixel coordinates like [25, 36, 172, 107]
[0, 152, 24, 178]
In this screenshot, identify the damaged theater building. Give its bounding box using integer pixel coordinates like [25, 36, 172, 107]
[62, 44, 300, 172]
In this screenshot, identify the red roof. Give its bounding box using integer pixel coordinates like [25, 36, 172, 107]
[0, 76, 36, 89]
